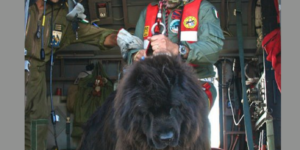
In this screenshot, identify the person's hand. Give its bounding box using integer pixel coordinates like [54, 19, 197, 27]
[148, 34, 179, 56]
[133, 50, 146, 62]
[66, 3, 86, 21]
[117, 28, 143, 60]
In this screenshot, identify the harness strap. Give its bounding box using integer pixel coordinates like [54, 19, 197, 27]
[236, 0, 254, 149]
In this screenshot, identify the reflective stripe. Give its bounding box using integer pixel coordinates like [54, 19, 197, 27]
[180, 0, 202, 43]
[144, 40, 150, 49]
[180, 31, 198, 41]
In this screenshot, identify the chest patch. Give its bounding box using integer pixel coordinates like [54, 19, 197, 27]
[49, 23, 63, 48]
[183, 16, 197, 29]
[169, 19, 180, 34]
[51, 30, 62, 47]
[171, 9, 182, 20]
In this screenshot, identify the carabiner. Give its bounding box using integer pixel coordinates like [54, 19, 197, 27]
[151, 22, 166, 35]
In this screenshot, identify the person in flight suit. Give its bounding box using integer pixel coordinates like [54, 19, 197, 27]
[24, 0, 118, 149]
[122, 0, 225, 111]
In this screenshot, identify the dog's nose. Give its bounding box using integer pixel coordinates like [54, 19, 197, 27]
[159, 131, 174, 141]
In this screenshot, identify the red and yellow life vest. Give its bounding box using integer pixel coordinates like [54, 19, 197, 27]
[143, 0, 214, 109]
[143, 0, 202, 49]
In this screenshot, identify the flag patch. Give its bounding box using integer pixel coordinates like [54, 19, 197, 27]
[212, 7, 219, 19]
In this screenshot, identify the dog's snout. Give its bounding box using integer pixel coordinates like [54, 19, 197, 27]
[159, 131, 174, 141]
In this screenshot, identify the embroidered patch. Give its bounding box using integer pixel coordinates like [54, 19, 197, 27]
[171, 9, 182, 19]
[51, 30, 62, 47]
[54, 24, 62, 31]
[143, 26, 149, 37]
[212, 7, 219, 19]
[183, 16, 197, 29]
[169, 19, 180, 34]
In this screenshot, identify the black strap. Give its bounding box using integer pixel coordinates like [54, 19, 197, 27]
[178, 5, 184, 45]
[235, 0, 254, 150]
[68, 0, 79, 39]
[40, 0, 47, 60]
[49, 5, 60, 150]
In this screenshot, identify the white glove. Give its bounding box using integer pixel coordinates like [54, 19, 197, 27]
[66, 3, 86, 21]
[117, 28, 143, 60]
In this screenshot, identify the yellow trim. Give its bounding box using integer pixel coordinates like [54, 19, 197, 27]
[42, 15, 46, 26]
[143, 26, 149, 37]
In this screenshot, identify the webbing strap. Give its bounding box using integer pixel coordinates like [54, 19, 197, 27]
[235, 0, 254, 149]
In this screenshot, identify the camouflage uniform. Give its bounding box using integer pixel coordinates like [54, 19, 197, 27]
[24, 2, 116, 150]
[126, 0, 224, 109]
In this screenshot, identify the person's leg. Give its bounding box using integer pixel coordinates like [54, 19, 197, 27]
[209, 82, 217, 109]
[25, 67, 49, 150]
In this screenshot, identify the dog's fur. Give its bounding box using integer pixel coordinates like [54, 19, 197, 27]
[77, 55, 210, 150]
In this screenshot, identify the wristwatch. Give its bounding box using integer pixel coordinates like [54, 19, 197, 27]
[178, 44, 187, 56]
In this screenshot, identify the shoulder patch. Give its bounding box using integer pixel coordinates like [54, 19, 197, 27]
[212, 7, 219, 19]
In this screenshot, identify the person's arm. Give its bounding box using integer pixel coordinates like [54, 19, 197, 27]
[184, 0, 225, 64]
[126, 8, 148, 64]
[104, 33, 117, 47]
[62, 22, 118, 51]
[76, 23, 118, 50]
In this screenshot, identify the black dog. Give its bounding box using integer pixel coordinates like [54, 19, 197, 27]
[77, 55, 210, 150]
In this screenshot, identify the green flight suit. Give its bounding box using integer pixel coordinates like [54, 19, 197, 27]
[24, 3, 117, 150]
[126, 0, 225, 109]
